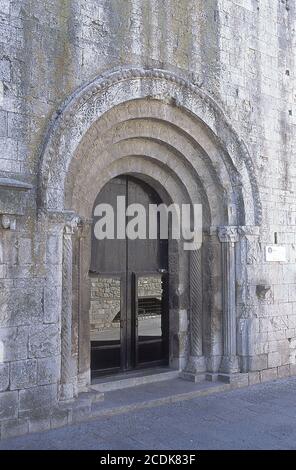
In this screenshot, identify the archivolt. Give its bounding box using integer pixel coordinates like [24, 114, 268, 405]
[38, 66, 262, 226]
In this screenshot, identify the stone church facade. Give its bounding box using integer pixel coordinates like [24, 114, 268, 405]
[0, 0, 296, 438]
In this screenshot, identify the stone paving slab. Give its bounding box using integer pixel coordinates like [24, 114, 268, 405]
[1, 376, 296, 450]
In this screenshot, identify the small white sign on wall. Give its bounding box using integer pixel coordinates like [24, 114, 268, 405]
[265, 245, 286, 262]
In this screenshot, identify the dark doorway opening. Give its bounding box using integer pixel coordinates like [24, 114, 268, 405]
[89, 176, 169, 378]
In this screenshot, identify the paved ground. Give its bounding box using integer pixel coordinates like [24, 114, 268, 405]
[1, 376, 296, 450]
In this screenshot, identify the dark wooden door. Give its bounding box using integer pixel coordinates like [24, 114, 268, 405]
[90, 176, 169, 378]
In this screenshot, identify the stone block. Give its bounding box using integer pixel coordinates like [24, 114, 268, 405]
[247, 354, 268, 371]
[205, 373, 220, 382]
[7, 112, 26, 139]
[0, 326, 28, 362]
[289, 363, 296, 376]
[50, 407, 69, 429]
[29, 417, 51, 434]
[267, 351, 281, 368]
[19, 384, 57, 412]
[71, 402, 92, 424]
[218, 373, 249, 388]
[248, 371, 260, 385]
[277, 364, 290, 378]
[43, 286, 61, 324]
[37, 355, 60, 385]
[18, 238, 32, 265]
[0, 363, 9, 391]
[46, 235, 62, 265]
[0, 1, 10, 15]
[180, 371, 206, 383]
[10, 359, 37, 390]
[0, 138, 17, 161]
[0, 110, 7, 137]
[281, 346, 291, 366]
[1, 418, 29, 439]
[0, 391, 18, 420]
[0, 288, 43, 327]
[0, 56, 11, 81]
[28, 324, 60, 358]
[260, 368, 278, 383]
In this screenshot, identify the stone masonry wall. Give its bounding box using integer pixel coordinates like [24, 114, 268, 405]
[0, 0, 295, 438]
[89, 276, 121, 335]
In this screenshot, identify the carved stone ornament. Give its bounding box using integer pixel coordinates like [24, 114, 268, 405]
[64, 216, 81, 235]
[218, 226, 239, 243]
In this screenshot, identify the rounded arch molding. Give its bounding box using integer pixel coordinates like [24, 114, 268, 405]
[38, 66, 262, 227]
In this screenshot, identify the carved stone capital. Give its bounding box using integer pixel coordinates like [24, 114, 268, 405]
[0, 214, 16, 230]
[218, 226, 239, 243]
[64, 215, 81, 236]
[42, 210, 91, 235]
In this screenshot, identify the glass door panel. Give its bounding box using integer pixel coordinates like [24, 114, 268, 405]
[135, 273, 169, 367]
[90, 275, 122, 377]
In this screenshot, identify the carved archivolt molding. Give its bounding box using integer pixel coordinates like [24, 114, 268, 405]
[38, 66, 262, 226]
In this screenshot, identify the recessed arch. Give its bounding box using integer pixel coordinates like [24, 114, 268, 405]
[38, 66, 262, 227]
[38, 67, 262, 397]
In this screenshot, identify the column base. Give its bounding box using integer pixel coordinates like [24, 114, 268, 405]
[186, 355, 206, 373]
[218, 372, 249, 388]
[205, 373, 220, 382]
[78, 369, 91, 393]
[181, 355, 206, 382]
[59, 380, 78, 402]
[219, 355, 239, 374]
[180, 371, 206, 383]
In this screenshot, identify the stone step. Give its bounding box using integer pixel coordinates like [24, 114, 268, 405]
[89, 378, 231, 420]
[89, 367, 180, 393]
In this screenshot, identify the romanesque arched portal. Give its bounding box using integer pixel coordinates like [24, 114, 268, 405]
[38, 67, 261, 399]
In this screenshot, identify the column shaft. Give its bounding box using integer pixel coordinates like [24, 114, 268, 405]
[218, 226, 239, 374]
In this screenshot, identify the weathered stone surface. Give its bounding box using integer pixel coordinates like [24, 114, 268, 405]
[277, 365, 290, 379]
[19, 384, 57, 412]
[0, 288, 43, 327]
[0, 1, 10, 15]
[0, 419, 29, 439]
[260, 368, 278, 383]
[46, 235, 62, 265]
[0, 391, 18, 420]
[43, 286, 61, 324]
[37, 356, 60, 386]
[0, 363, 9, 391]
[247, 354, 268, 372]
[248, 371, 260, 386]
[289, 364, 296, 376]
[0, 0, 296, 441]
[28, 418, 51, 434]
[0, 327, 28, 362]
[267, 352, 282, 369]
[50, 407, 69, 429]
[0, 110, 7, 137]
[18, 238, 32, 265]
[28, 324, 60, 359]
[10, 359, 37, 390]
[7, 112, 26, 139]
